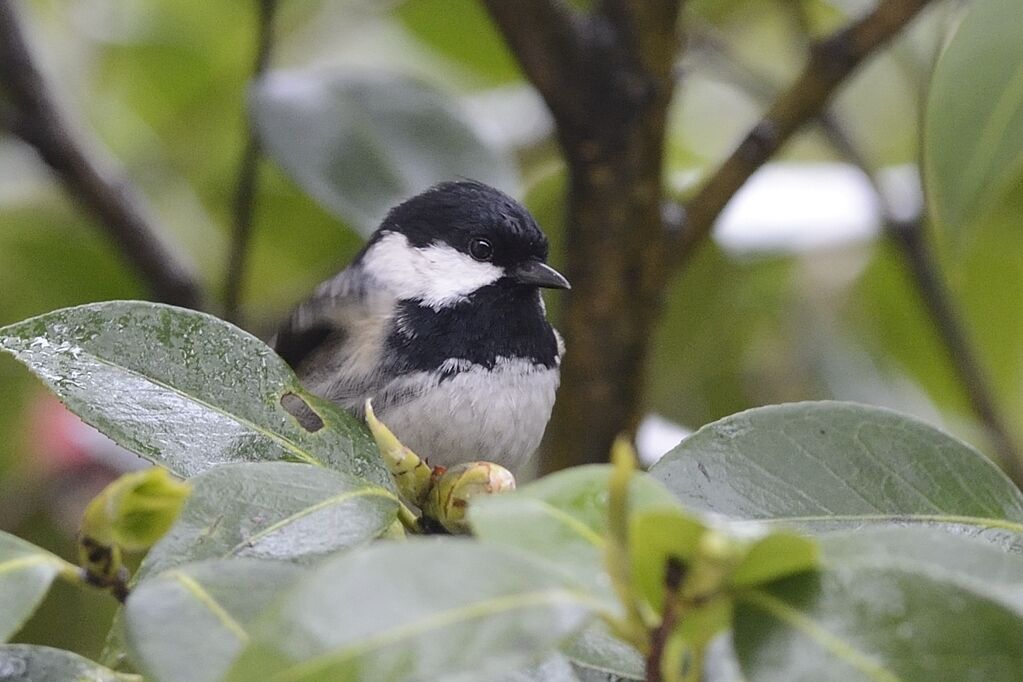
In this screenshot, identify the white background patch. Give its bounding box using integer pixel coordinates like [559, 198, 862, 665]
[363, 232, 504, 308]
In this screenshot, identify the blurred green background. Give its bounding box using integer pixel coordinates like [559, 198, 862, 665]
[2, 0, 1022, 660]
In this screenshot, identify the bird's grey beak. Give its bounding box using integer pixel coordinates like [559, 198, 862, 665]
[512, 261, 570, 289]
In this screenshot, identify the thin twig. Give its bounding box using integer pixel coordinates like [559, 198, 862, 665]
[670, 0, 936, 271]
[696, 15, 1023, 484]
[0, 1, 203, 309]
[223, 0, 278, 323]
[480, 0, 590, 127]
[646, 557, 685, 682]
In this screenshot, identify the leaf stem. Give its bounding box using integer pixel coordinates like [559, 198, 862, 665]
[606, 437, 650, 649]
[646, 557, 685, 682]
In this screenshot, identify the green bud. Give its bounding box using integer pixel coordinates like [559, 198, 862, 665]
[80, 468, 190, 553]
[365, 399, 433, 506]
[423, 462, 516, 533]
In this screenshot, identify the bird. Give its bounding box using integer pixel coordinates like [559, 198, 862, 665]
[273, 180, 569, 474]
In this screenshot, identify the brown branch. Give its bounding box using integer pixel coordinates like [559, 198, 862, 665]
[223, 0, 278, 323]
[480, 0, 590, 127]
[0, 1, 203, 309]
[646, 557, 685, 682]
[670, 0, 936, 270]
[698, 20, 1023, 484]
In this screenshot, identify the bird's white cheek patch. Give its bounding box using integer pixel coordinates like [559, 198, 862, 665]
[364, 232, 504, 308]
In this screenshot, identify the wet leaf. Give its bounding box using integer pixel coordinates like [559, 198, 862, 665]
[227, 540, 598, 682]
[0, 302, 391, 489]
[650, 402, 1023, 543]
[141, 462, 398, 576]
[125, 559, 304, 682]
[0, 645, 139, 681]
[734, 529, 1023, 681]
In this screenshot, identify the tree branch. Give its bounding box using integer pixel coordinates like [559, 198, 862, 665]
[223, 0, 278, 323]
[0, 1, 203, 309]
[696, 19, 1023, 485]
[480, 0, 591, 126]
[669, 0, 936, 271]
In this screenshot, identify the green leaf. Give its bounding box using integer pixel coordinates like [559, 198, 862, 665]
[141, 462, 399, 576]
[0, 645, 140, 681]
[650, 402, 1023, 538]
[395, 0, 522, 86]
[227, 539, 599, 682]
[0, 531, 70, 642]
[0, 302, 391, 489]
[470, 465, 679, 604]
[818, 527, 1023, 613]
[251, 71, 519, 237]
[924, 0, 1023, 239]
[563, 622, 644, 680]
[124, 559, 304, 682]
[734, 529, 1023, 681]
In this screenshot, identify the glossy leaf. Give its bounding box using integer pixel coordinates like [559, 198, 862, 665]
[251, 71, 519, 237]
[924, 0, 1023, 238]
[0, 645, 139, 681]
[0, 532, 69, 642]
[650, 402, 1023, 538]
[227, 539, 598, 682]
[0, 302, 391, 489]
[734, 529, 1023, 681]
[141, 462, 399, 577]
[563, 622, 644, 681]
[124, 559, 304, 682]
[470, 465, 679, 603]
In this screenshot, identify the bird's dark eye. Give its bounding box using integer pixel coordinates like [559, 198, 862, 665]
[469, 237, 494, 261]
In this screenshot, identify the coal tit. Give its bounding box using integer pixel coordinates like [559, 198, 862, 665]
[274, 180, 569, 474]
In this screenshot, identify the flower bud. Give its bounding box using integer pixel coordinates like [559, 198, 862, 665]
[423, 461, 516, 534]
[365, 399, 432, 506]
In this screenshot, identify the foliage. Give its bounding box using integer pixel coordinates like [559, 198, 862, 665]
[2, 0, 1023, 679]
[2, 302, 1023, 680]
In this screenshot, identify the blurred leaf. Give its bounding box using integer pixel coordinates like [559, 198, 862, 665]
[563, 622, 644, 681]
[0, 532, 70, 642]
[251, 70, 519, 237]
[470, 465, 679, 602]
[141, 462, 398, 577]
[227, 540, 598, 682]
[734, 530, 1023, 681]
[125, 559, 304, 682]
[0, 644, 139, 681]
[0, 302, 391, 488]
[924, 0, 1023, 239]
[819, 528, 1023, 611]
[732, 532, 818, 588]
[650, 402, 1023, 540]
[395, 0, 521, 85]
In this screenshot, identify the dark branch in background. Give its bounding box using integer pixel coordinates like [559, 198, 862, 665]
[486, 0, 934, 471]
[670, 0, 937, 271]
[695, 8, 1023, 485]
[484, 0, 683, 472]
[788, 4, 1023, 485]
[223, 0, 278, 323]
[0, 2, 203, 309]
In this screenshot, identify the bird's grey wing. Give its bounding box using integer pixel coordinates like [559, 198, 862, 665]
[273, 265, 364, 369]
[273, 264, 395, 411]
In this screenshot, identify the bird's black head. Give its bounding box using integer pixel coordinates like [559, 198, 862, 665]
[364, 181, 569, 302]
